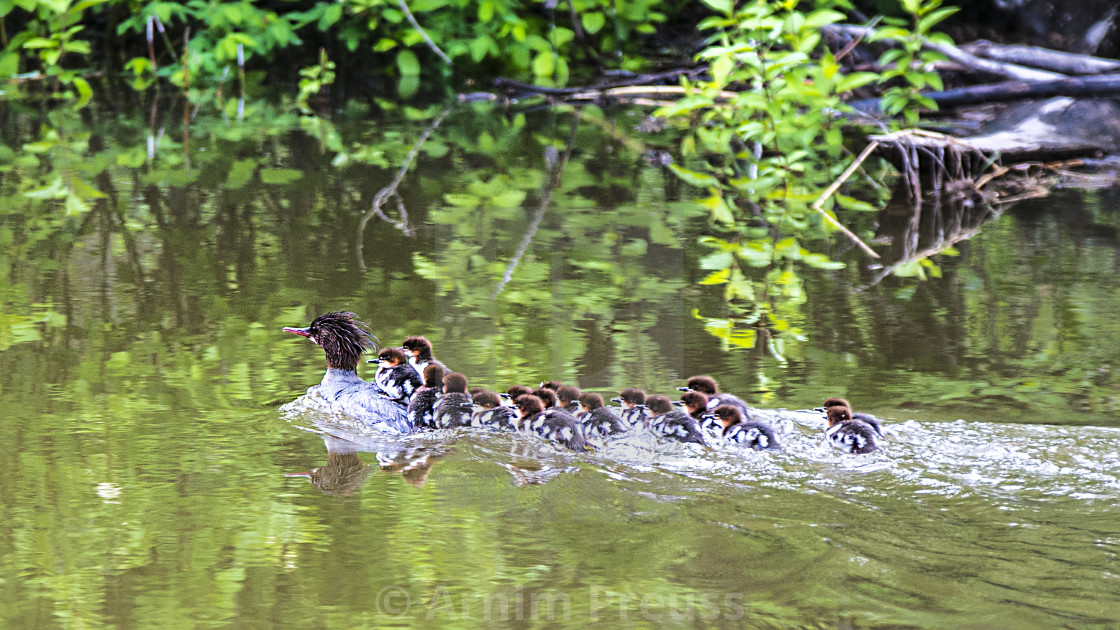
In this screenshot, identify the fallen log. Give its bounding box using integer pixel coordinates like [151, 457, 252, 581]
[960, 40, 1120, 75]
[852, 74, 1120, 111]
[825, 24, 1064, 82]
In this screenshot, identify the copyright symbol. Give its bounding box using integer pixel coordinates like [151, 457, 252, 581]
[377, 585, 410, 617]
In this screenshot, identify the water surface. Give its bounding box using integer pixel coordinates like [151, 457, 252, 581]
[2, 102, 1119, 628]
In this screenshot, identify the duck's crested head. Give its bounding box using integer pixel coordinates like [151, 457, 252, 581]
[619, 387, 646, 405]
[423, 363, 445, 388]
[473, 390, 502, 409]
[284, 311, 377, 371]
[685, 375, 719, 395]
[713, 404, 743, 426]
[556, 385, 581, 405]
[515, 394, 544, 418]
[444, 372, 468, 394]
[826, 405, 852, 427]
[578, 392, 604, 411]
[680, 391, 709, 416]
[822, 397, 851, 410]
[646, 395, 674, 416]
[402, 336, 434, 360]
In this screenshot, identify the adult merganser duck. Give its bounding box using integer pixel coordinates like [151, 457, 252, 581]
[408, 363, 445, 429]
[646, 395, 706, 445]
[712, 405, 781, 451]
[514, 394, 589, 452]
[679, 375, 752, 417]
[369, 346, 422, 405]
[556, 385, 581, 414]
[824, 404, 880, 455]
[576, 392, 626, 439]
[402, 336, 445, 378]
[470, 390, 519, 430]
[821, 397, 884, 436]
[613, 387, 650, 429]
[432, 372, 474, 428]
[283, 311, 411, 434]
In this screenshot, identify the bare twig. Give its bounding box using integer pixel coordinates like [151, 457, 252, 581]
[398, 0, 452, 66]
[357, 105, 452, 271]
[810, 141, 881, 258]
[492, 113, 581, 299]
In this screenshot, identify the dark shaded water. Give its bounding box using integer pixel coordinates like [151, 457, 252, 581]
[2, 102, 1120, 627]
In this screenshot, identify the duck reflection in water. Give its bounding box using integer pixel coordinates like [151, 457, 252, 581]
[287, 435, 448, 494]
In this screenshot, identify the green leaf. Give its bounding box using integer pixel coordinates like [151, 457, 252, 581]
[699, 269, 731, 285]
[532, 51, 554, 77]
[698, 0, 732, 15]
[667, 164, 719, 188]
[581, 12, 606, 35]
[226, 159, 256, 189]
[396, 49, 420, 76]
[71, 76, 93, 109]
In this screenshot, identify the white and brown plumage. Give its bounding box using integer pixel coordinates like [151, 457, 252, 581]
[283, 311, 411, 434]
[514, 395, 589, 452]
[824, 402, 880, 455]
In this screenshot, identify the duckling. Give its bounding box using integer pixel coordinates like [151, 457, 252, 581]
[821, 397, 883, 436]
[432, 372, 474, 429]
[514, 394, 589, 452]
[679, 375, 752, 417]
[613, 387, 651, 429]
[370, 346, 423, 405]
[408, 363, 444, 429]
[283, 311, 411, 434]
[825, 405, 880, 455]
[402, 336, 446, 378]
[556, 385, 582, 414]
[534, 387, 558, 409]
[577, 392, 626, 439]
[646, 395, 706, 445]
[680, 391, 722, 438]
[505, 385, 533, 407]
[471, 390, 518, 431]
[712, 405, 781, 451]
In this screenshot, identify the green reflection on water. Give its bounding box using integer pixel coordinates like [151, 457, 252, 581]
[2, 102, 1120, 628]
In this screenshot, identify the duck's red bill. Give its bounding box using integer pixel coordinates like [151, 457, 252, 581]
[283, 326, 311, 338]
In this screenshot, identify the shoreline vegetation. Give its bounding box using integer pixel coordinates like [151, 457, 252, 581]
[5, 0, 1120, 364]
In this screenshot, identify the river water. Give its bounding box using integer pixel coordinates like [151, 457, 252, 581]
[1, 101, 1119, 628]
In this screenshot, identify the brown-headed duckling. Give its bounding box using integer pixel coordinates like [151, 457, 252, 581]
[407, 363, 445, 429]
[646, 395, 706, 445]
[679, 375, 752, 418]
[402, 335, 445, 378]
[471, 390, 518, 431]
[513, 394, 588, 452]
[556, 385, 581, 413]
[372, 346, 423, 405]
[824, 404, 880, 455]
[534, 387, 558, 409]
[432, 372, 474, 429]
[612, 387, 650, 429]
[822, 397, 883, 436]
[712, 405, 781, 451]
[577, 392, 626, 439]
